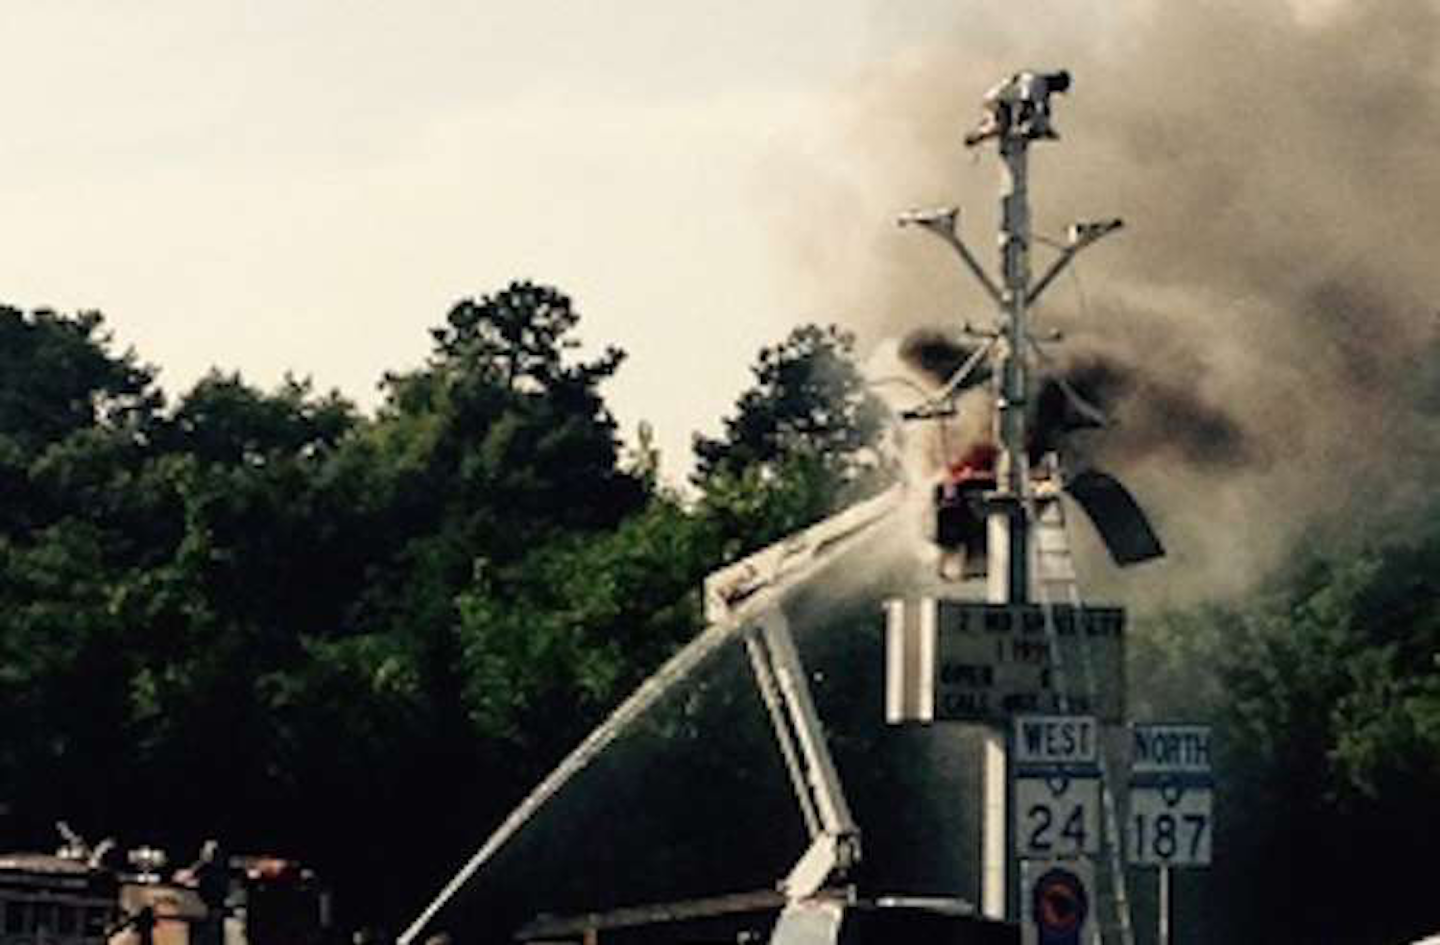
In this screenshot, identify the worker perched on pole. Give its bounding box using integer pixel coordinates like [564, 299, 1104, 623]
[964, 70, 1071, 146]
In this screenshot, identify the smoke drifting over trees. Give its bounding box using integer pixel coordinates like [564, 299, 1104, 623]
[783, 9, 1440, 938]
[793, 0, 1440, 599]
[8, 7, 1440, 940]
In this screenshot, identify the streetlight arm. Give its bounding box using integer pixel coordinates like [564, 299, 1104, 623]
[1028, 219, 1124, 306]
[898, 207, 1004, 305]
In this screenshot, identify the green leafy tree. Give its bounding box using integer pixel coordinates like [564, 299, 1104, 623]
[0, 307, 159, 453]
[0, 307, 167, 837]
[454, 494, 714, 755]
[0, 519, 136, 829]
[280, 284, 657, 909]
[353, 283, 646, 710]
[693, 324, 892, 558]
[0, 308, 161, 537]
[694, 323, 887, 482]
[373, 281, 641, 551]
[163, 371, 353, 463]
[1134, 506, 1440, 944]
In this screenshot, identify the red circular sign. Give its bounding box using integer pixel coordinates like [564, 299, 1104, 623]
[1032, 867, 1089, 945]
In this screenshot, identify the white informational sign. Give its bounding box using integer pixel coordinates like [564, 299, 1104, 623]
[1129, 722, 1215, 867]
[1015, 773, 1102, 858]
[1014, 715, 1099, 766]
[1022, 858, 1095, 945]
[1128, 784, 1213, 866]
[883, 600, 1126, 723]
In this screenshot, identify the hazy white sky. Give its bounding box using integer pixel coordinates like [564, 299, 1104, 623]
[0, 3, 863, 477]
[0, 1, 1333, 481]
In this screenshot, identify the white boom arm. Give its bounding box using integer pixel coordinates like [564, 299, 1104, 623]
[397, 484, 904, 945]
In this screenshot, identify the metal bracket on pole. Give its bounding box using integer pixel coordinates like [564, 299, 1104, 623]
[1024, 334, 1110, 429]
[898, 207, 1004, 305]
[1028, 218, 1124, 306]
[898, 335, 999, 423]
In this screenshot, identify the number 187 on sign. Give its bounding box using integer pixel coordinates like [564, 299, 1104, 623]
[1128, 786, 1212, 866]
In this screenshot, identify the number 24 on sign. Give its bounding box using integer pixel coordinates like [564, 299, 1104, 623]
[1015, 776, 1101, 857]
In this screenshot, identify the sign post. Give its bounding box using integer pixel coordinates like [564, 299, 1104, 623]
[1127, 723, 1214, 945]
[1158, 863, 1170, 945]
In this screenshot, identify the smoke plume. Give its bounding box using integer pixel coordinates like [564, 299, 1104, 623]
[793, 0, 1440, 601]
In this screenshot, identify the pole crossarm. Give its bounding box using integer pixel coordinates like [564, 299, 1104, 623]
[1024, 334, 1110, 428]
[897, 207, 1004, 305]
[935, 335, 998, 402]
[1027, 218, 1124, 306]
[898, 336, 999, 423]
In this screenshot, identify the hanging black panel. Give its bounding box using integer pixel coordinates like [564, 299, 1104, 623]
[1064, 469, 1165, 566]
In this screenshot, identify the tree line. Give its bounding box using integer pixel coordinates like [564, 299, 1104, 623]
[0, 287, 885, 936]
[3, 285, 1439, 943]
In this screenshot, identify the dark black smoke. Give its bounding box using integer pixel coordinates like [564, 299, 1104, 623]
[896, 327, 1255, 472]
[794, 0, 1440, 597]
[1043, 352, 1258, 469]
[897, 329, 989, 390]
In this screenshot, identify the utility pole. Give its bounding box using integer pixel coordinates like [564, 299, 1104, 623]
[990, 91, 1038, 605]
[966, 69, 1077, 607]
[899, 69, 1130, 939]
[902, 68, 1122, 606]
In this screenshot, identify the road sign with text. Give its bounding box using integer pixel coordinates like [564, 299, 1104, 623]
[1015, 715, 1099, 766]
[884, 600, 1125, 724]
[1015, 715, 1102, 859]
[1128, 723, 1214, 867]
[1128, 783, 1212, 866]
[1016, 772, 1102, 858]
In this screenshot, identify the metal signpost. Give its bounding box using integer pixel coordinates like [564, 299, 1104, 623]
[1127, 724, 1214, 945]
[884, 69, 1152, 944]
